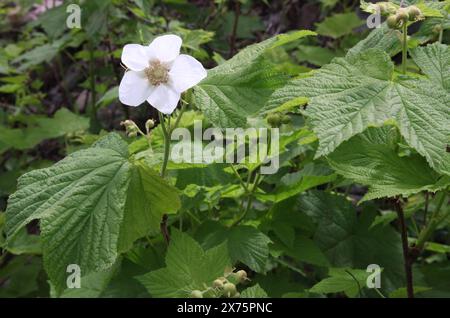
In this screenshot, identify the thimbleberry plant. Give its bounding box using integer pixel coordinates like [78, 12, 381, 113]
[0, 0, 448, 299]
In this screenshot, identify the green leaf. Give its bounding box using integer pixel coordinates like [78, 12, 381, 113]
[411, 42, 450, 91]
[347, 23, 402, 57]
[0, 109, 89, 151]
[327, 127, 450, 201]
[5, 134, 131, 293]
[96, 86, 119, 108]
[270, 49, 450, 176]
[5, 133, 180, 293]
[280, 234, 330, 267]
[56, 262, 119, 298]
[193, 31, 315, 128]
[226, 226, 271, 273]
[5, 228, 41, 255]
[256, 163, 336, 203]
[0, 256, 43, 297]
[310, 268, 373, 297]
[118, 162, 181, 252]
[389, 286, 431, 298]
[241, 284, 268, 298]
[137, 230, 231, 297]
[197, 223, 272, 273]
[298, 191, 405, 291]
[417, 263, 450, 297]
[0, 84, 22, 93]
[12, 37, 68, 71]
[37, 4, 68, 39]
[315, 12, 364, 39]
[296, 45, 339, 66]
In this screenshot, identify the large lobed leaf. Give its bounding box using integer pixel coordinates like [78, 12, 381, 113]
[298, 191, 405, 291]
[5, 133, 180, 293]
[411, 42, 450, 91]
[192, 30, 316, 128]
[327, 127, 450, 201]
[269, 49, 450, 175]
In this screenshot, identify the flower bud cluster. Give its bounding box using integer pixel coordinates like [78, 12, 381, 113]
[190, 269, 249, 298]
[376, 4, 423, 30]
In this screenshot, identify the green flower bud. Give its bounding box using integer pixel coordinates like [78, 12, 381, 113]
[190, 290, 203, 298]
[145, 119, 155, 132]
[217, 276, 227, 283]
[120, 119, 139, 137]
[407, 6, 422, 21]
[222, 283, 237, 297]
[396, 8, 409, 22]
[235, 270, 248, 283]
[433, 24, 443, 34]
[213, 279, 224, 288]
[387, 15, 400, 29]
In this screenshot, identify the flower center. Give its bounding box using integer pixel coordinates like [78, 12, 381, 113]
[144, 60, 169, 86]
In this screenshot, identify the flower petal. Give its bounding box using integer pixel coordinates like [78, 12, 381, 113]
[147, 34, 182, 63]
[147, 84, 180, 114]
[121, 44, 152, 71]
[169, 54, 207, 93]
[119, 71, 153, 107]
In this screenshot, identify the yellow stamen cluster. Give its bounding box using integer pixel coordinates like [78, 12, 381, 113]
[144, 60, 169, 86]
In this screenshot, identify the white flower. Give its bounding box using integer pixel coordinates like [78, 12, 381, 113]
[119, 34, 207, 114]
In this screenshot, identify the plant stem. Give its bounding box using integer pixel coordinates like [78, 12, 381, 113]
[401, 23, 408, 75]
[416, 191, 448, 251]
[345, 269, 362, 298]
[423, 192, 429, 226]
[395, 198, 414, 298]
[171, 100, 187, 132]
[232, 170, 261, 226]
[275, 258, 307, 277]
[157, 101, 187, 178]
[88, 42, 97, 110]
[158, 112, 170, 178]
[438, 28, 443, 44]
[229, 164, 249, 193]
[160, 214, 170, 246]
